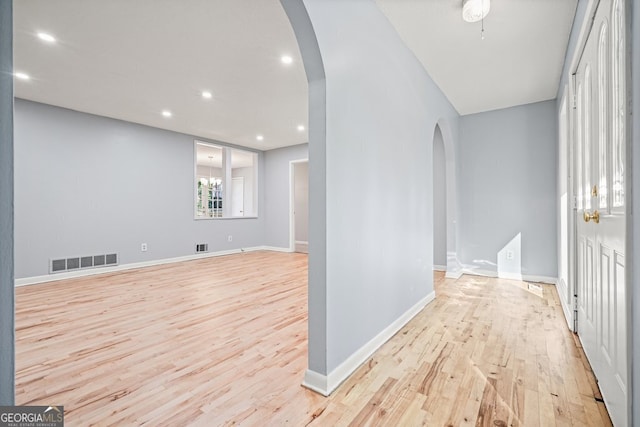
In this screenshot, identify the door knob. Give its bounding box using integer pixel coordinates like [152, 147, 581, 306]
[583, 210, 600, 223]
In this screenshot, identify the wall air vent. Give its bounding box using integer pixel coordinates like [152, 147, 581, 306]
[195, 243, 209, 253]
[50, 252, 119, 274]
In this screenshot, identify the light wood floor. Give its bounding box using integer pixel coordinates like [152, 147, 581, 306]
[15, 251, 611, 426]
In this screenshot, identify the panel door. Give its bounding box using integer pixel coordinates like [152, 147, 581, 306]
[574, 0, 627, 425]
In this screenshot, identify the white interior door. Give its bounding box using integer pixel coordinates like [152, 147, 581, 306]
[574, 0, 627, 425]
[232, 177, 244, 217]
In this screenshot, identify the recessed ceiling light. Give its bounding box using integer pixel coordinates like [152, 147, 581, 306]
[37, 32, 56, 43]
[14, 72, 30, 80]
[297, 125, 305, 132]
[281, 55, 293, 65]
[256, 135, 264, 141]
[162, 110, 172, 118]
[201, 91, 212, 99]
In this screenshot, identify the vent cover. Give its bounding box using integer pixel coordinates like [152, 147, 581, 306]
[50, 253, 118, 274]
[195, 243, 208, 253]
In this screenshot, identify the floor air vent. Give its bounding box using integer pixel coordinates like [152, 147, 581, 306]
[50, 253, 118, 274]
[195, 243, 208, 253]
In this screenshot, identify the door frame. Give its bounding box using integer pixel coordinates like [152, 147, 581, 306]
[289, 158, 309, 252]
[563, 0, 633, 423]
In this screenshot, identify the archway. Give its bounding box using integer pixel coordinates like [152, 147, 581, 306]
[432, 125, 447, 270]
[433, 119, 461, 278]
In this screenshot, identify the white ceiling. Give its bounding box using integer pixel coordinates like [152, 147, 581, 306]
[13, 0, 308, 151]
[375, 0, 578, 115]
[13, 0, 578, 152]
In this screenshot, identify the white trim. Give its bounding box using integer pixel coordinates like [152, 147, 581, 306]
[15, 246, 293, 287]
[445, 270, 463, 279]
[289, 158, 309, 252]
[522, 275, 558, 285]
[568, 0, 601, 76]
[302, 291, 436, 396]
[456, 267, 558, 285]
[558, 279, 574, 330]
[260, 246, 293, 253]
[433, 264, 446, 272]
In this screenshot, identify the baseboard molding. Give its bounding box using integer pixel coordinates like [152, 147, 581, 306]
[433, 264, 446, 272]
[458, 267, 557, 285]
[15, 246, 289, 287]
[556, 279, 575, 332]
[302, 290, 436, 396]
[445, 269, 463, 279]
[261, 246, 294, 253]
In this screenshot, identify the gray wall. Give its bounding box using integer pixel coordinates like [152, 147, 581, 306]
[14, 99, 266, 278]
[294, 162, 309, 243]
[433, 126, 446, 267]
[631, 0, 639, 422]
[295, 0, 460, 374]
[459, 100, 558, 278]
[0, 0, 15, 405]
[263, 143, 308, 248]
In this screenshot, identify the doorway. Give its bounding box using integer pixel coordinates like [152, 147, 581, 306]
[433, 126, 447, 271]
[290, 160, 309, 253]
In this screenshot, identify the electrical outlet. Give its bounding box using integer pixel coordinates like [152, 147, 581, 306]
[506, 250, 514, 260]
[141, 243, 148, 252]
[227, 235, 233, 242]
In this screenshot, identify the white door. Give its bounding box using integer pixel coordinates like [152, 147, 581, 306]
[232, 177, 244, 217]
[574, 0, 627, 425]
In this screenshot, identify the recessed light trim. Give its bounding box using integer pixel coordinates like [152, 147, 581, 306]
[37, 32, 56, 43]
[297, 125, 305, 132]
[162, 110, 172, 118]
[202, 91, 212, 99]
[14, 72, 30, 80]
[256, 135, 264, 141]
[280, 55, 293, 65]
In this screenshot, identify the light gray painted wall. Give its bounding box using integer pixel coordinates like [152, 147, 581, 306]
[631, 0, 639, 422]
[459, 100, 558, 278]
[433, 126, 446, 267]
[292, 0, 459, 374]
[263, 144, 308, 249]
[294, 162, 309, 243]
[14, 99, 266, 279]
[0, 0, 15, 405]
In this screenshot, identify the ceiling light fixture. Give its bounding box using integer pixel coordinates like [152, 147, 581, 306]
[281, 55, 293, 65]
[202, 91, 212, 99]
[37, 32, 56, 43]
[462, 0, 490, 23]
[256, 135, 264, 141]
[162, 110, 172, 118]
[297, 125, 305, 132]
[14, 72, 30, 80]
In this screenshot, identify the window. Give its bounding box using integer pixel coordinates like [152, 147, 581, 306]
[194, 141, 258, 218]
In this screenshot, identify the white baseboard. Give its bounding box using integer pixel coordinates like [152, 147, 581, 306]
[302, 290, 436, 396]
[557, 278, 574, 330]
[457, 267, 557, 285]
[445, 269, 463, 279]
[522, 275, 557, 285]
[261, 246, 294, 253]
[15, 246, 291, 287]
[433, 264, 446, 272]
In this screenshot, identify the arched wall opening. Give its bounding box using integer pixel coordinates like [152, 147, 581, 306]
[433, 119, 461, 278]
[432, 125, 447, 270]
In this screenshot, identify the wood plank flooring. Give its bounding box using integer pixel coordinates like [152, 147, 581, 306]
[15, 251, 612, 426]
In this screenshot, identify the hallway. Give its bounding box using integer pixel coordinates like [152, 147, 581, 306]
[15, 252, 610, 425]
